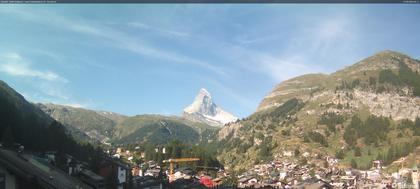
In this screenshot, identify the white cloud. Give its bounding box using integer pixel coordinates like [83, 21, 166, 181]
[61, 103, 86, 108]
[0, 51, 88, 109]
[23, 88, 92, 109]
[210, 15, 358, 83]
[235, 34, 282, 45]
[38, 82, 70, 100]
[0, 52, 68, 82]
[206, 78, 256, 114]
[1, 8, 222, 76]
[128, 22, 151, 30]
[128, 21, 190, 38]
[121, 41, 227, 76]
[63, 16, 223, 76]
[301, 17, 356, 58]
[256, 55, 316, 82]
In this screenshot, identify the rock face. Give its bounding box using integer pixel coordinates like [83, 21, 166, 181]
[257, 50, 420, 115]
[183, 88, 238, 127]
[353, 89, 420, 121]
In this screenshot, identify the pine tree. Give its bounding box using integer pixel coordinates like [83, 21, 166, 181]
[354, 147, 362, 157]
[351, 159, 358, 169]
[335, 149, 345, 159]
[415, 117, 420, 136]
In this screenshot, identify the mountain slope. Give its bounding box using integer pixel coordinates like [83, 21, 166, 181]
[258, 50, 420, 120]
[183, 88, 238, 127]
[0, 81, 53, 129]
[37, 103, 126, 143]
[113, 114, 218, 145]
[0, 80, 53, 150]
[216, 50, 420, 171]
[0, 80, 103, 165]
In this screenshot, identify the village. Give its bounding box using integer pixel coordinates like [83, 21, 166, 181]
[110, 145, 419, 189]
[0, 140, 418, 189]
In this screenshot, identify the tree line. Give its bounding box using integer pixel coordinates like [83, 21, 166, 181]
[376, 63, 420, 96]
[131, 140, 222, 169]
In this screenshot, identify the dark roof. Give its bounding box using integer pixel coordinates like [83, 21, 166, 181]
[80, 169, 104, 181]
[102, 156, 131, 169]
[0, 149, 92, 189]
[304, 182, 328, 189]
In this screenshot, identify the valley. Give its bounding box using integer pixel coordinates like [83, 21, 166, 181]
[0, 50, 419, 188]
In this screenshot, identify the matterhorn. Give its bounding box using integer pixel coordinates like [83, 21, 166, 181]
[183, 88, 238, 127]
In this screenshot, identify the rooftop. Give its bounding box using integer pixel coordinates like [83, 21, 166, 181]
[0, 148, 92, 189]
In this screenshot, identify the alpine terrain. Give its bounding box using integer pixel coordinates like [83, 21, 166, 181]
[183, 88, 238, 127]
[215, 50, 420, 172]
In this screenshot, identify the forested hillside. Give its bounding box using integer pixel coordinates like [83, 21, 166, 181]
[0, 80, 104, 171]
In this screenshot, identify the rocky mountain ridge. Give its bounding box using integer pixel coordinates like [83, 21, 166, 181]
[216, 50, 420, 171]
[37, 103, 126, 144]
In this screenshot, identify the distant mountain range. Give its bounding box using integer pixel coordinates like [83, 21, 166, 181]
[36, 103, 220, 145]
[34, 87, 236, 145]
[183, 88, 238, 127]
[35, 89, 233, 145]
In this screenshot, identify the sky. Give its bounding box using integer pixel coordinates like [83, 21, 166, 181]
[0, 5, 420, 118]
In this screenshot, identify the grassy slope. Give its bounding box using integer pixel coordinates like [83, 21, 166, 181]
[37, 103, 120, 136]
[113, 114, 219, 145]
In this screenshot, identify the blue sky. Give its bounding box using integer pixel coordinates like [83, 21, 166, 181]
[0, 5, 419, 118]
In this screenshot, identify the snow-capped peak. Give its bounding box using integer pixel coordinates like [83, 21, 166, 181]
[199, 88, 210, 97]
[183, 88, 238, 127]
[184, 88, 214, 114]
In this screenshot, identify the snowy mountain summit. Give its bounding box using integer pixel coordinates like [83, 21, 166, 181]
[183, 88, 238, 127]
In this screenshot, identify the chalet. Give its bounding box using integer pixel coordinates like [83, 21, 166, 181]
[283, 151, 293, 157]
[44, 151, 57, 164]
[237, 177, 251, 187]
[372, 160, 383, 169]
[412, 165, 419, 189]
[131, 165, 140, 176]
[302, 182, 332, 189]
[98, 157, 131, 189]
[212, 177, 222, 186]
[237, 177, 259, 188]
[294, 179, 333, 189]
[145, 168, 160, 177]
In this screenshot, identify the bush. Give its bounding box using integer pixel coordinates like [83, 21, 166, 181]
[377, 64, 420, 97]
[318, 112, 345, 132]
[351, 159, 358, 168]
[307, 131, 328, 147]
[335, 149, 345, 159]
[379, 70, 401, 86]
